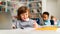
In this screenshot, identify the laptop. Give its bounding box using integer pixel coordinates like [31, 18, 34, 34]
[0, 12, 12, 29]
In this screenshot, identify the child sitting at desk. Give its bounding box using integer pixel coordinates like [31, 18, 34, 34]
[42, 12, 51, 26]
[51, 16, 60, 26]
[12, 6, 38, 29]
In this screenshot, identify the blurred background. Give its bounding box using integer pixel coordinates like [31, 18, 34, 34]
[0, 0, 60, 29]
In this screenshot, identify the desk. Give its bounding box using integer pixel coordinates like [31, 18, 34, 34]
[0, 28, 60, 34]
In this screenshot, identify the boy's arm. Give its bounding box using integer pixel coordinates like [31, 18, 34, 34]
[12, 24, 16, 29]
[33, 20, 38, 28]
[12, 20, 17, 29]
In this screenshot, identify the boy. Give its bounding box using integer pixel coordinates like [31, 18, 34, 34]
[42, 12, 51, 26]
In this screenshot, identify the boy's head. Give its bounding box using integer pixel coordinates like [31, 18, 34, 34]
[17, 6, 30, 21]
[51, 16, 57, 22]
[42, 12, 49, 21]
[51, 16, 54, 20]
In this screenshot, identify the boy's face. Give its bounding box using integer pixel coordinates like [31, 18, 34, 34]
[53, 17, 57, 22]
[20, 12, 29, 21]
[43, 14, 49, 21]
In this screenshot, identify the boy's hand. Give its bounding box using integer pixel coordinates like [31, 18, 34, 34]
[33, 20, 38, 28]
[12, 24, 16, 29]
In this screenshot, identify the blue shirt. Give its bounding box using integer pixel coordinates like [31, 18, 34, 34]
[44, 20, 51, 26]
[57, 20, 60, 26]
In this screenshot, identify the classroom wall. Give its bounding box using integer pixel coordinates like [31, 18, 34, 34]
[42, 0, 60, 19]
[57, 0, 60, 19]
[0, 12, 12, 29]
[46, 0, 57, 19]
[42, 0, 47, 13]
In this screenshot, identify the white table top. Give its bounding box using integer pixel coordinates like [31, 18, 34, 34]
[0, 28, 60, 34]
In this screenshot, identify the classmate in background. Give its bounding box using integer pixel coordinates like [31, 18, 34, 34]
[50, 16, 56, 25]
[50, 16, 54, 25]
[50, 16, 60, 26]
[12, 6, 38, 29]
[42, 12, 51, 26]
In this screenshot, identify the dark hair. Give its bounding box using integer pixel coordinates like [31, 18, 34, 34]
[43, 12, 49, 17]
[17, 6, 30, 20]
[51, 16, 54, 20]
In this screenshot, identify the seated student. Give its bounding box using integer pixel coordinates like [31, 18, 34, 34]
[51, 16, 60, 26]
[50, 16, 54, 25]
[42, 12, 51, 26]
[12, 6, 38, 29]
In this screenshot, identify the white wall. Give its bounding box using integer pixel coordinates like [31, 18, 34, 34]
[57, 0, 60, 19]
[46, 0, 58, 19]
[42, 0, 47, 13]
[0, 12, 12, 29]
[42, 0, 60, 19]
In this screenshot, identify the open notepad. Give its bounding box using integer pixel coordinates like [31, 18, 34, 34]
[35, 26, 57, 31]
